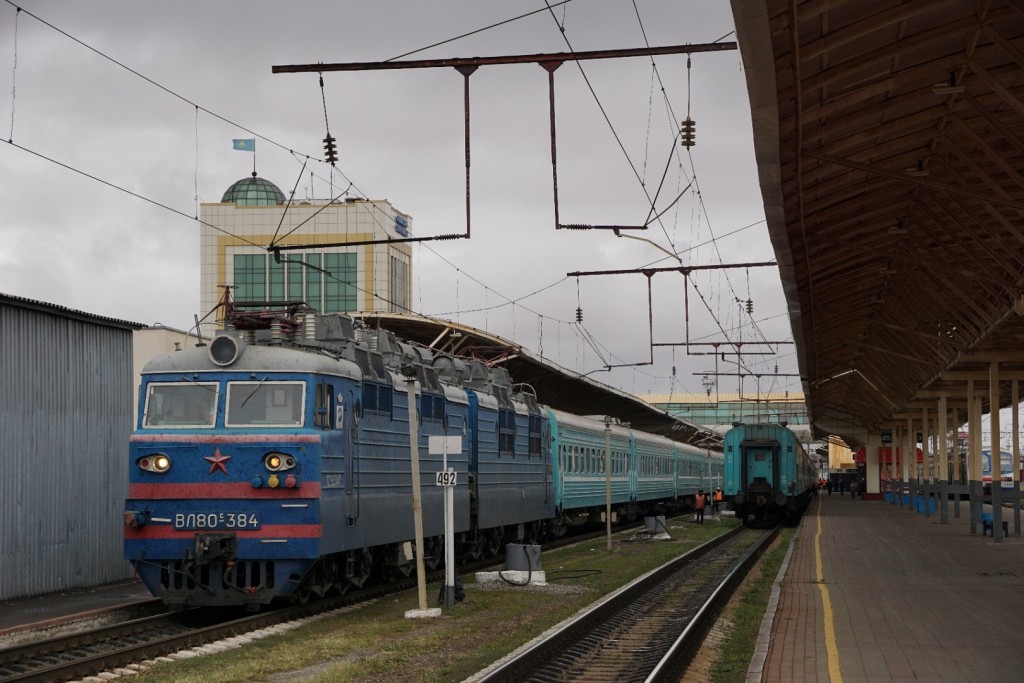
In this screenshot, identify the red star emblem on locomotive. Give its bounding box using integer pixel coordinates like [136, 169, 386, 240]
[204, 447, 231, 475]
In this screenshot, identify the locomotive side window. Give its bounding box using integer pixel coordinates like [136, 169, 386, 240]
[362, 382, 394, 418]
[314, 383, 334, 428]
[144, 382, 218, 428]
[420, 393, 445, 423]
[498, 408, 515, 457]
[226, 381, 304, 427]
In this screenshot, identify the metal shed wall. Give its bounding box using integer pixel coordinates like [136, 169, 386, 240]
[0, 299, 138, 600]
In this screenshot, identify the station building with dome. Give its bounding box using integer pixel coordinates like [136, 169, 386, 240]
[199, 173, 413, 337]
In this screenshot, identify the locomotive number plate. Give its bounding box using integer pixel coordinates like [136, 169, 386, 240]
[173, 512, 261, 530]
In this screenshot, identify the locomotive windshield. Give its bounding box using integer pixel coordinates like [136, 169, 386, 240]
[144, 382, 218, 428]
[226, 380, 305, 427]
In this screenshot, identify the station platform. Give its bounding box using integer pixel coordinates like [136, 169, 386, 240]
[750, 493, 1024, 682]
[0, 579, 152, 638]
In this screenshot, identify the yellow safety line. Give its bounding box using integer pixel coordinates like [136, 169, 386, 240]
[815, 496, 843, 682]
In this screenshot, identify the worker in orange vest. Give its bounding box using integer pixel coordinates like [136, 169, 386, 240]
[695, 490, 706, 523]
[714, 487, 724, 517]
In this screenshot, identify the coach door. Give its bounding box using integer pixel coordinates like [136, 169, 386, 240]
[743, 441, 780, 490]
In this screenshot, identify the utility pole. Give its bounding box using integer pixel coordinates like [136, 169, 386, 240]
[403, 367, 439, 619]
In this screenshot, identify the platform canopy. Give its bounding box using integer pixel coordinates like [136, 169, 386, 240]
[732, 0, 1024, 445]
[355, 312, 720, 447]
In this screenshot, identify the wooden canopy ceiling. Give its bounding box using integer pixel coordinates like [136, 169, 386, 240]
[731, 0, 1024, 445]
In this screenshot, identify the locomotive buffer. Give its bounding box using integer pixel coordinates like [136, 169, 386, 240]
[431, 435, 461, 608]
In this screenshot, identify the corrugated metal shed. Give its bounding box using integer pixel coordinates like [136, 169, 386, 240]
[0, 293, 143, 600]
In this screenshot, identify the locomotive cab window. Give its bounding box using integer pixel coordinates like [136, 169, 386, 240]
[144, 382, 218, 428]
[226, 380, 304, 427]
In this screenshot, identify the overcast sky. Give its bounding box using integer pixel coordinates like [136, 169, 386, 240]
[0, 0, 800, 402]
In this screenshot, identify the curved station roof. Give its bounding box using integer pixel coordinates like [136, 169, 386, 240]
[732, 0, 1024, 445]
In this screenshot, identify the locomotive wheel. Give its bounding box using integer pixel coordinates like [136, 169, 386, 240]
[485, 528, 504, 558]
[422, 537, 441, 571]
[347, 548, 373, 589]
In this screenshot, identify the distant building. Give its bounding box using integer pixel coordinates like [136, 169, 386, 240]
[199, 175, 413, 337]
[641, 392, 809, 439]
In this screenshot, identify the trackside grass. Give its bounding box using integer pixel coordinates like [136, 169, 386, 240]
[710, 527, 795, 683]
[133, 517, 740, 683]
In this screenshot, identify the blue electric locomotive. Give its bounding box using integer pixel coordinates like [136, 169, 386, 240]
[125, 306, 721, 608]
[723, 422, 815, 526]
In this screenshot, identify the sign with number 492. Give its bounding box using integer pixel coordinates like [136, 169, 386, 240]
[435, 470, 457, 487]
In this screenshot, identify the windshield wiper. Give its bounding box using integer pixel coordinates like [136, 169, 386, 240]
[182, 376, 218, 394]
[241, 376, 269, 408]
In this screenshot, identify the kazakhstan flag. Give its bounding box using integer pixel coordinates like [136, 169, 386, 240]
[232, 138, 256, 152]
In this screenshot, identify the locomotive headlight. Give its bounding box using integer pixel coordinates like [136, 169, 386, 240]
[138, 454, 172, 473]
[263, 452, 296, 472]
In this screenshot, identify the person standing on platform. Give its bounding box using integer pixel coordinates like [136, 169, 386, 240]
[850, 479, 858, 498]
[827, 480, 833, 495]
[695, 490, 706, 524]
[714, 487, 724, 517]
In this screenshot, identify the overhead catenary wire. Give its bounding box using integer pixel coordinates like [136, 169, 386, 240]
[2, 138, 265, 249]
[7, 4, 18, 142]
[0, 0, 320, 162]
[541, 0, 679, 251]
[1, 0, 788, 396]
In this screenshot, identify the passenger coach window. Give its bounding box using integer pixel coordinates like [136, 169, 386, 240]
[144, 382, 218, 428]
[226, 381, 304, 427]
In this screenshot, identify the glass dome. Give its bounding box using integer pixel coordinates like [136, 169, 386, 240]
[221, 174, 285, 206]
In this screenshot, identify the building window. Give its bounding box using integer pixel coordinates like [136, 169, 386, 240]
[233, 251, 357, 312]
[325, 253, 357, 313]
[390, 254, 409, 313]
[306, 254, 322, 312]
[269, 256, 285, 301]
[234, 254, 266, 302]
[287, 257, 303, 302]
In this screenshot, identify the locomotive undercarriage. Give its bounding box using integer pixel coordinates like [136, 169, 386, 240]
[283, 523, 550, 605]
[146, 500, 687, 608]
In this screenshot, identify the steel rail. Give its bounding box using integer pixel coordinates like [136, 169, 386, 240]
[474, 524, 778, 682]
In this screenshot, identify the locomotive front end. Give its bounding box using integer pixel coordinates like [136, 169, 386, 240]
[124, 335, 324, 608]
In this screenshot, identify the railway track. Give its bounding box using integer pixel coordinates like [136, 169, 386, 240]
[474, 524, 779, 683]
[0, 520, 662, 682]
